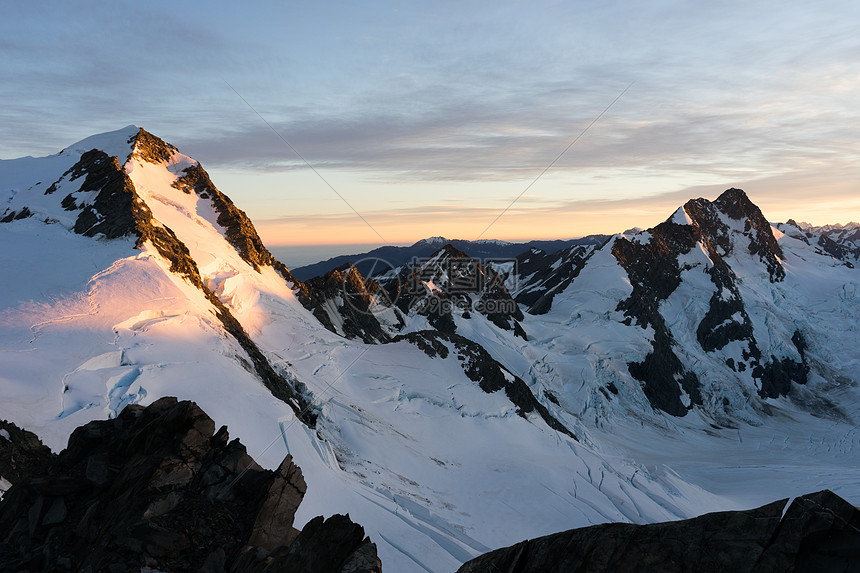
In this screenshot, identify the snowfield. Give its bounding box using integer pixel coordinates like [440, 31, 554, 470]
[1, 127, 858, 571]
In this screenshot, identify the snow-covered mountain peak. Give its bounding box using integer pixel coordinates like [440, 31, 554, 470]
[58, 124, 141, 162]
[420, 242, 472, 266]
[0, 126, 317, 424]
[512, 188, 857, 423]
[413, 236, 449, 247]
[670, 206, 694, 226]
[128, 127, 181, 166]
[472, 238, 513, 246]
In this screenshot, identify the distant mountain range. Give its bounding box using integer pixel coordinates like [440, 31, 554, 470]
[289, 235, 611, 281]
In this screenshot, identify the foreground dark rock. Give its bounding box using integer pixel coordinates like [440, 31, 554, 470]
[0, 421, 55, 491]
[457, 489, 860, 572]
[0, 398, 380, 573]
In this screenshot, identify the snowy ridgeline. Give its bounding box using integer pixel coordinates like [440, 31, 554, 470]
[0, 128, 859, 572]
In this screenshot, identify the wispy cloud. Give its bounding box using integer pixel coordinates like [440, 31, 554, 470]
[3, 0, 859, 242]
[254, 166, 860, 246]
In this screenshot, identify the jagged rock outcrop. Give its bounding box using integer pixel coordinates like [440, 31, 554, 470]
[612, 218, 703, 416]
[382, 244, 526, 338]
[304, 264, 403, 344]
[457, 489, 860, 573]
[0, 398, 381, 573]
[777, 219, 860, 265]
[0, 421, 55, 498]
[711, 188, 785, 282]
[514, 244, 596, 315]
[0, 206, 32, 222]
[132, 127, 178, 164]
[610, 188, 803, 415]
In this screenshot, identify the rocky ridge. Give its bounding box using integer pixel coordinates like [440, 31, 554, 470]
[512, 244, 597, 315]
[0, 128, 317, 426]
[380, 244, 527, 339]
[0, 421, 54, 500]
[289, 236, 610, 282]
[0, 398, 381, 572]
[304, 264, 404, 344]
[776, 220, 860, 265]
[457, 489, 860, 572]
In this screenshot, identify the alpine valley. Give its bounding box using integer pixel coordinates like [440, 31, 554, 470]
[1, 126, 859, 571]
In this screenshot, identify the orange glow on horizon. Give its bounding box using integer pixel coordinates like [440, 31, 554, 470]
[254, 180, 860, 247]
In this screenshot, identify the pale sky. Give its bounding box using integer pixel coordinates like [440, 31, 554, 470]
[2, 1, 859, 247]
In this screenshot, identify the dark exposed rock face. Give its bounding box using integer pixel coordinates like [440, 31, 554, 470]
[245, 514, 382, 573]
[0, 421, 55, 489]
[626, 327, 702, 417]
[777, 219, 860, 265]
[612, 220, 696, 328]
[131, 128, 178, 164]
[0, 207, 33, 222]
[457, 489, 860, 573]
[515, 244, 596, 315]
[612, 220, 703, 416]
[382, 244, 526, 339]
[304, 264, 403, 344]
[818, 234, 858, 265]
[712, 187, 785, 282]
[61, 139, 318, 427]
[0, 398, 381, 573]
[753, 330, 810, 399]
[69, 150, 145, 239]
[393, 331, 576, 440]
[612, 189, 801, 415]
[694, 264, 755, 355]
